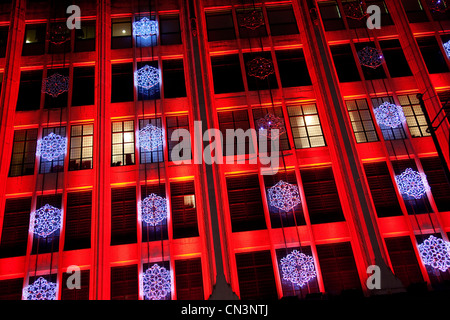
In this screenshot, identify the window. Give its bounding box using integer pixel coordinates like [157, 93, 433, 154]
[16, 69, 43, 111]
[398, 94, 430, 138]
[111, 186, 137, 245]
[330, 44, 361, 82]
[236, 7, 267, 38]
[0, 197, 31, 258]
[162, 59, 186, 99]
[300, 166, 345, 224]
[61, 270, 90, 300]
[346, 99, 379, 143]
[379, 39, 413, 78]
[171, 180, 198, 239]
[72, 66, 95, 106]
[64, 191, 92, 251]
[364, 162, 403, 217]
[167, 115, 191, 162]
[111, 17, 132, 49]
[421, 157, 450, 212]
[111, 265, 138, 300]
[417, 36, 450, 74]
[139, 118, 163, 164]
[9, 128, 38, 177]
[39, 127, 66, 173]
[244, 52, 278, 91]
[226, 174, 267, 232]
[69, 124, 94, 170]
[111, 63, 134, 103]
[287, 103, 326, 149]
[366, 0, 394, 26]
[175, 258, 204, 300]
[141, 184, 168, 242]
[160, 14, 182, 45]
[31, 194, 62, 254]
[218, 109, 254, 156]
[22, 24, 46, 56]
[275, 49, 312, 88]
[316, 242, 362, 296]
[210, 54, 245, 94]
[371, 97, 407, 140]
[206, 10, 236, 41]
[0, 278, 23, 300]
[74, 20, 96, 52]
[44, 68, 69, 109]
[355, 42, 387, 80]
[318, 1, 345, 31]
[266, 5, 299, 36]
[0, 26, 8, 58]
[252, 106, 290, 151]
[401, 0, 429, 23]
[112, 120, 135, 166]
[235, 251, 278, 299]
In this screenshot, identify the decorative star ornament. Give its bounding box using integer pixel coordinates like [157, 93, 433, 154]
[247, 56, 275, 79]
[418, 235, 450, 272]
[426, 0, 448, 12]
[133, 17, 158, 39]
[343, 1, 369, 20]
[256, 113, 286, 140]
[30, 204, 62, 238]
[36, 132, 67, 161]
[49, 23, 69, 45]
[239, 10, 265, 30]
[140, 193, 167, 226]
[280, 250, 317, 287]
[395, 168, 431, 199]
[267, 180, 301, 212]
[139, 123, 164, 152]
[23, 277, 57, 300]
[373, 102, 406, 129]
[142, 264, 171, 300]
[42, 73, 70, 97]
[135, 65, 160, 90]
[357, 46, 384, 69]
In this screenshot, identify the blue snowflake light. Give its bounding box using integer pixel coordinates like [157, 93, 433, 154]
[395, 168, 431, 199]
[36, 132, 67, 161]
[267, 180, 301, 212]
[373, 101, 406, 129]
[142, 264, 171, 300]
[357, 46, 384, 69]
[140, 193, 167, 226]
[418, 235, 450, 272]
[133, 17, 158, 39]
[139, 124, 164, 152]
[256, 113, 286, 140]
[42, 73, 69, 97]
[280, 250, 317, 287]
[30, 204, 62, 238]
[135, 65, 160, 90]
[247, 57, 275, 79]
[444, 40, 450, 58]
[23, 277, 57, 300]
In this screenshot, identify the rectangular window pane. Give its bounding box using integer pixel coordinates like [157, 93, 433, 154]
[346, 99, 379, 143]
[218, 109, 253, 156]
[266, 5, 299, 36]
[398, 94, 431, 138]
[111, 63, 134, 103]
[167, 115, 191, 162]
[211, 54, 244, 94]
[69, 124, 94, 170]
[72, 66, 95, 107]
[16, 69, 43, 111]
[171, 180, 198, 239]
[287, 103, 326, 149]
[22, 24, 46, 56]
[160, 14, 182, 45]
[75, 20, 96, 52]
[9, 129, 38, 177]
[111, 186, 137, 245]
[206, 10, 236, 41]
[163, 59, 186, 99]
[111, 265, 138, 300]
[111, 18, 132, 49]
[64, 191, 92, 251]
[175, 258, 204, 300]
[112, 120, 135, 166]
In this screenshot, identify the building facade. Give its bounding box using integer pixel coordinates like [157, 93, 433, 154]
[0, 0, 450, 300]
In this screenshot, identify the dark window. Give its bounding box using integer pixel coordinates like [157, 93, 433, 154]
[206, 10, 236, 41]
[137, 61, 160, 100]
[417, 36, 450, 74]
[236, 7, 267, 38]
[31, 194, 62, 254]
[0, 197, 31, 258]
[366, 0, 394, 26]
[252, 106, 290, 151]
[141, 184, 168, 242]
[69, 124, 94, 171]
[64, 191, 92, 251]
[266, 5, 299, 36]
[401, 0, 429, 23]
[111, 186, 137, 245]
[316, 242, 362, 296]
[355, 42, 387, 80]
[300, 166, 345, 224]
[39, 127, 66, 173]
[167, 115, 191, 162]
[139, 118, 163, 164]
[421, 157, 450, 212]
[379, 39, 413, 78]
[235, 251, 278, 299]
[9, 129, 38, 177]
[111, 63, 134, 103]
[160, 14, 182, 45]
[287, 103, 326, 149]
[175, 258, 204, 300]
[0, 278, 23, 300]
[74, 20, 96, 52]
[0, 26, 8, 58]
[218, 109, 254, 156]
[111, 120, 135, 166]
[16, 69, 43, 111]
[330, 44, 361, 82]
[72, 66, 95, 106]
[61, 270, 90, 300]
[163, 59, 186, 99]
[171, 180, 198, 239]
[211, 54, 245, 94]
[44, 68, 69, 109]
[371, 96, 407, 140]
[111, 18, 132, 49]
[318, 1, 345, 31]
[244, 52, 278, 91]
[346, 99, 379, 143]
[275, 49, 311, 88]
[22, 24, 46, 56]
[384, 236, 424, 287]
[226, 174, 266, 232]
[111, 265, 138, 300]
[364, 162, 403, 217]
[398, 94, 430, 138]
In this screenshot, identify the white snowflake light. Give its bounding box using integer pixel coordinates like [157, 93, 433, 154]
[134, 65, 160, 90]
[247, 56, 275, 79]
[36, 132, 67, 161]
[418, 235, 450, 272]
[373, 102, 406, 129]
[139, 124, 164, 152]
[267, 180, 301, 212]
[357, 46, 384, 69]
[142, 264, 171, 300]
[443, 40, 450, 58]
[140, 193, 167, 226]
[256, 113, 286, 140]
[280, 250, 316, 287]
[133, 17, 158, 39]
[42, 73, 69, 97]
[30, 204, 62, 238]
[395, 168, 431, 199]
[23, 277, 57, 300]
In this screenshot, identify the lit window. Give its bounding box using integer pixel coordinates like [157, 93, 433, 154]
[287, 103, 326, 149]
[398, 94, 431, 138]
[111, 120, 135, 166]
[69, 124, 94, 170]
[346, 99, 379, 143]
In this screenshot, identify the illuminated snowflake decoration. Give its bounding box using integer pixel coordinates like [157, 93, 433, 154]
[142, 264, 171, 300]
[36, 132, 67, 161]
[443, 40, 450, 59]
[49, 23, 69, 44]
[343, 1, 368, 20]
[418, 235, 450, 272]
[133, 17, 158, 39]
[30, 204, 62, 238]
[140, 193, 167, 226]
[139, 124, 163, 152]
[267, 180, 301, 212]
[280, 250, 316, 287]
[426, 0, 448, 12]
[373, 102, 406, 129]
[239, 10, 264, 30]
[42, 73, 70, 97]
[23, 277, 57, 300]
[357, 46, 384, 69]
[256, 113, 286, 140]
[395, 168, 431, 199]
[134, 65, 160, 90]
[247, 57, 275, 80]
